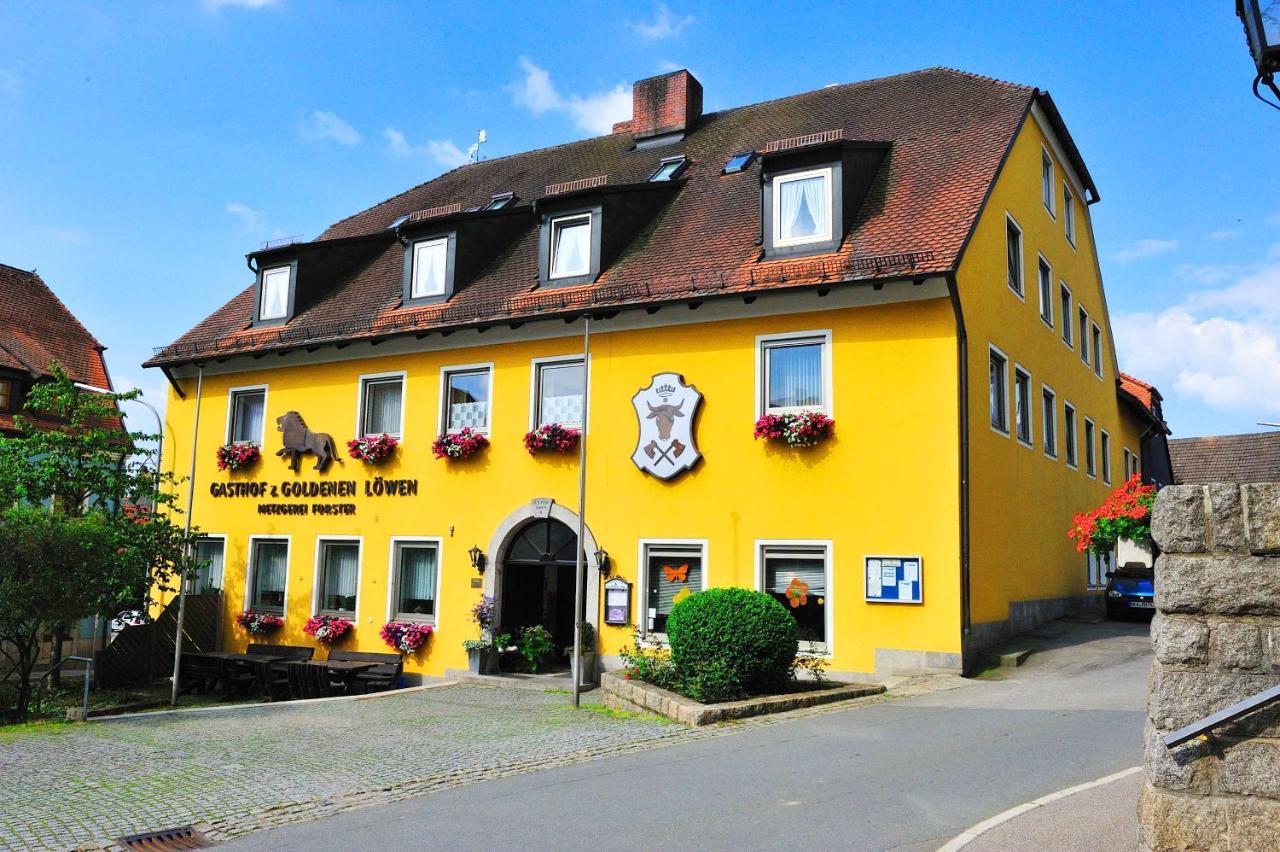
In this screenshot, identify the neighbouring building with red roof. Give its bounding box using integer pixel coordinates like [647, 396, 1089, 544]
[149, 68, 1164, 677]
[1118, 372, 1173, 485]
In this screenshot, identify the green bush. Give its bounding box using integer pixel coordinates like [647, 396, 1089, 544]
[666, 587, 798, 702]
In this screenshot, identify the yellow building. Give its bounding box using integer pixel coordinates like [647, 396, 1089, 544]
[147, 68, 1165, 679]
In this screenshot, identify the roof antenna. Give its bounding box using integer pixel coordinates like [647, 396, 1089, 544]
[467, 129, 487, 163]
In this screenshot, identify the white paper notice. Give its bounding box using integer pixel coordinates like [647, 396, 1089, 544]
[867, 571, 881, 597]
[904, 561, 919, 582]
[898, 580, 913, 601]
[882, 566, 897, 585]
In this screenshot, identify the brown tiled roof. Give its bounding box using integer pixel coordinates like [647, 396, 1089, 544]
[0, 263, 112, 388]
[1119, 373, 1157, 412]
[149, 67, 1053, 367]
[1170, 432, 1280, 485]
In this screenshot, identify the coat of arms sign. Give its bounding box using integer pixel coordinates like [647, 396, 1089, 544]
[630, 372, 702, 480]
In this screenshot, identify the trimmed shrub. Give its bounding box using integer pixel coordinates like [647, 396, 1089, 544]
[666, 587, 798, 702]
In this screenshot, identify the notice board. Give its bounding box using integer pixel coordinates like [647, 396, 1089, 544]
[865, 556, 922, 604]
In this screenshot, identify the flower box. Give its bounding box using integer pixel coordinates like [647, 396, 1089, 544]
[1068, 474, 1155, 554]
[235, 611, 283, 634]
[433, 427, 489, 461]
[303, 614, 353, 645]
[753, 411, 835, 448]
[380, 621, 434, 654]
[523, 423, 581, 455]
[347, 433, 399, 464]
[216, 443, 261, 471]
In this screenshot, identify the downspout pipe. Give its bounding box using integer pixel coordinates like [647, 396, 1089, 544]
[946, 274, 972, 649]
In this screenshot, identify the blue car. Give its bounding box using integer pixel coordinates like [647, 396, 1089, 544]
[1106, 566, 1155, 619]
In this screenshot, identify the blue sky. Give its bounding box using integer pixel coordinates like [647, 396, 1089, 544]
[1, 1, 1277, 439]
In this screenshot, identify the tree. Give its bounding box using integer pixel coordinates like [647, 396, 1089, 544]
[0, 367, 196, 718]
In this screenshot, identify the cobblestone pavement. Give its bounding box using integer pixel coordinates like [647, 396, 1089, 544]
[0, 679, 952, 851]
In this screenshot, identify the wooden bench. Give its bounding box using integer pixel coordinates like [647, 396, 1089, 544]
[328, 650, 403, 694]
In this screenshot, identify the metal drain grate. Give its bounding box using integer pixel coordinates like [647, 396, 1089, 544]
[117, 826, 211, 850]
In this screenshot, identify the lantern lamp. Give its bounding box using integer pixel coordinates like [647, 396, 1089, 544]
[469, 545, 486, 574]
[594, 548, 610, 577]
[1238, 0, 1280, 108]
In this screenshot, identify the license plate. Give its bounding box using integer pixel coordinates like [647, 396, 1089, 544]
[1130, 601, 1154, 609]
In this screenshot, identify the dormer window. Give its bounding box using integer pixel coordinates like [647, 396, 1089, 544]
[483, 192, 514, 210]
[762, 160, 841, 259]
[549, 213, 593, 280]
[402, 234, 455, 306]
[258, 266, 291, 322]
[648, 155, 688, 182]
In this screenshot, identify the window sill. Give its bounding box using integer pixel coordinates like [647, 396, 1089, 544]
[392, 614, 436, 625]
[990, 424, 1011, 438]
[1044, 451, 1059, 461]
[1007, 286, 1026, 302]
[1016, 436, 1034, 449]
[1040, 316, 1054, 331]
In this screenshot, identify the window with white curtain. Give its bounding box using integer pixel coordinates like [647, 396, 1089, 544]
[392, 541, 438, 621]
[644, 543, 703, 636]
[549, 214, 592, 279]
[535, 359, 585, 426]
[318, 540, 359, 616]
[761, 335, 827, 413]
[444, 367, 491, 433]
[259, 266, 291, 321]
[229, 388, 266, 445]
[411, 238, 448, 299]
[191, 537, 225, 594]
[249, 539, 288, 613]
[761, 544, 829, 650]
[359, 376, 403, 438]
[771, 167, 832, 248]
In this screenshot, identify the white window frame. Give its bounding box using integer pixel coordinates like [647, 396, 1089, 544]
[312, 535, 363, 621]
[1037, 254, 1054, 328]
[1124, 447, 1138, 479]
[438, 362, 494, 436]
[1005, 213, 1025, 299]
[1013, 364, 1033, 448]
[1101, 429, 1112, 484]
[548, 212, 593, 280]
[1041, 148, 1056, 217]
[770, 166, 835, 249]
[356, 371, 407, 440]
[637, 538, 709, 641]
[188, 533, 227, 595]
[755, 329, 834, 418]
[988, 343, 1010, 437]
[1060, 282, 1074, 350]
[1041, 384, 1057, 459]
[386, 536, 444, 626]
[244, 535, 291, 617]
[1064, 183, 1077, 247]
[410, 236, 449, 299]
[1064, 401, 1079, 470]
[1091, 322, 1104, 379]
[258, 265, 291, 321]
[1078, 307, 1091, 367]
[529, 354, 588, 430]
[1087, 548, 1114, 589]
[1084, 416, 1097, 479]
[225, 384, 268, 446]
[754, 539, 833, 656]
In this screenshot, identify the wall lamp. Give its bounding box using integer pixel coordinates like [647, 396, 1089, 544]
[469, 545, 486, 574]
[594, 548, 610, 577]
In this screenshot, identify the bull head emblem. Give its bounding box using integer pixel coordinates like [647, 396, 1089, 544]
[646, 400, 685, 441]
[632, 373, 702, 481]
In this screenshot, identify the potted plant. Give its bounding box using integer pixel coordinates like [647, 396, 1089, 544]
[1068, 473, 1157, 553]
[433, 427, 489, 461]
[380, 621, 433, 654]
[753, 411, 835, 448]
[216, 443, 261, 471]
[235, 611, 283, 635]
[303, 614, 353, 645]
[463, 595, 500, 674]
[564, 621, 599, 687]
[517, 624, 556, 673]
[523, 423, 581, 455]
[347, 433, 399, 464]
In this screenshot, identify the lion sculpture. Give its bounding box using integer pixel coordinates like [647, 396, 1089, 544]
[276, 411, 338, 472]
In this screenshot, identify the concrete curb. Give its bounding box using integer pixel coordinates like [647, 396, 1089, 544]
[935, 765, 1141, 851]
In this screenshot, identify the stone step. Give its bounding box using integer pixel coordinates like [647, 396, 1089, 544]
[999, 648, 1035, 668]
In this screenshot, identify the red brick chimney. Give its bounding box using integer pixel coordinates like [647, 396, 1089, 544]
[612, 69, 703, 139]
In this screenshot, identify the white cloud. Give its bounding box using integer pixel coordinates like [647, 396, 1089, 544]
[510, 58, 631, 136]
[225, 201, 266, 234]
[1114, 238, 1179, 263]
[630, 3, 695, 40]
[202, 0, 282, 10]
[300, 110, 361, 146]
[1207, 229, 1240, 240]
[383, 128, 471, 169]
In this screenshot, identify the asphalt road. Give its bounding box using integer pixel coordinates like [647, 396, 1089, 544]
[226, 619, 1151, 852]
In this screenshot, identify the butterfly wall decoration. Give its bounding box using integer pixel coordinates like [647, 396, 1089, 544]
[662, 563, 689, 583]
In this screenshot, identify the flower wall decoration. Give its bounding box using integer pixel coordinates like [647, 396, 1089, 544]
[753, 411, 835, 448]
[380, 621, 434, 654]
[433, 428, 489, 461]
[347, 433, 399, 464]
[523, 423, 581, 455]
[216, 443, 261, 471]
[235, 611, 284, 634]
[785, 577, 810, 608]
[303, 614, 354, 645]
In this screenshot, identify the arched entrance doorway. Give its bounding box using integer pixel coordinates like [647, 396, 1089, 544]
[498, 518, 583, 662]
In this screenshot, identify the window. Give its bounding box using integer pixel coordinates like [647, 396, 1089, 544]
[760, 333, 829, 414]
[1079, 308, 1090, 366]
[1064, 185, 1077, 246]
[534, 358, 585, 427]
[1101, 430, 1112, 484]
[549, 213, 592, 280]
[1084, 417, 1096, 477]
[1087, 548, 1114, 589]
[391, 540, 439, 621]
[0, 378, 9, 410]
[1064, 403, 1078, 468]
[989, 347, 1009, 434]
[1041, 150, 1055, 215]
[1125, 448, 1140, 479]
[442, 366, 491, 433]
[1038, 257, 1053, 326]
[258, 266, 291, 322]
[648, 155, 688, 182]
[248, 538, 288, 613]
[772, 167, 833, 248]
[483, 191, 514, 210]
[643, 542, 704, 636]
[190, 536, 225, 595]
[317, 539, 360, 616]
[723, 151, 755, 174]
[228, 387, 266, 445]
[1042, 386, 1057, 457]
[760, 544, 829, 650]
[358, 375, 404, 438]
[1092, 323, 1103, 378]
[1006, 216, 1023, 297]
[1014, 366, 1032, 445]
[410, 237, 448, 299]
[1060, 283, 1073, 347]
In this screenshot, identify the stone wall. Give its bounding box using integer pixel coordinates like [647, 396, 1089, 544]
[1141, 483, 1280, 851]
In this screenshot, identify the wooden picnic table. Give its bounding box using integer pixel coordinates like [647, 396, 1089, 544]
[305, 659, 378, 695]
